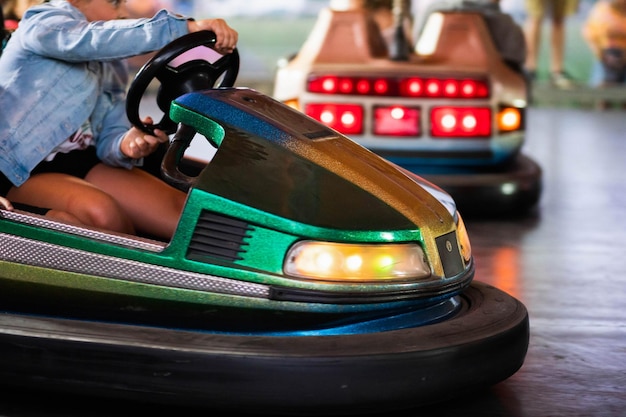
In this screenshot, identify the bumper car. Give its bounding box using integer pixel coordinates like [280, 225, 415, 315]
[273, 0, 542, 216]
[0, 31, 528, 414]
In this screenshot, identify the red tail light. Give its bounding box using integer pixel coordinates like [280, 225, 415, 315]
[373, 106, 420, 136]
[305, 103, 363, 134]
[308, 76, 340, 94]
[401, 78, 424, 96]
[431, 107, 491, 137]
[459, 79, 489, 98]
[442, 80, 459, 97]
[308, 75, 489, 99]
[424, 79, 441, 97]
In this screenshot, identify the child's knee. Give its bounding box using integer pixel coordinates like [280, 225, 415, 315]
[45, 209, 81, 225]
[68, 193, 134, 234]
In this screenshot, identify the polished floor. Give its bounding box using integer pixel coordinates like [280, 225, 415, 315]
[0, 107, 624, 416]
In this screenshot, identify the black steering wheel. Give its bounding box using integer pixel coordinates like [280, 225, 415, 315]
[126, 30, 239, 135]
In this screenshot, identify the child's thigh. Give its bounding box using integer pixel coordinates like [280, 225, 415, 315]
[85, 164, 185, 213]
[7, 172, 109, 207]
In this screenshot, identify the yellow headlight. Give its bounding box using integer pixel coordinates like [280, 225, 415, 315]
[284, 241, 431, 282]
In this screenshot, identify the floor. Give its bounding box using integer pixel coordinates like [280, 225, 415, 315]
[426, 107, 626, 417]
[0, 107, 624, 416]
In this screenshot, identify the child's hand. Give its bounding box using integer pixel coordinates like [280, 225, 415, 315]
[0, 196, 13, 211]
[121, 117, 169, 159]
[187, 18, 238, 54]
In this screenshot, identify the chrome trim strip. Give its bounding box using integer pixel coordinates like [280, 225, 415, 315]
[0, 233, 270, 299]
[0, 210, 165, 252]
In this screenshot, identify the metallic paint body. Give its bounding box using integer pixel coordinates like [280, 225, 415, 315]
[0, 88, 473, 317]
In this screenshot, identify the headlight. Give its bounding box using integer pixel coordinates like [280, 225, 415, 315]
[284, 241, 430, 282]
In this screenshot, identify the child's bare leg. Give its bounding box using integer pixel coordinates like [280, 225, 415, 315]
[85, 163, 186, 240]
[2, 193, 82, 224]
[45, 209, 83, 225]
[7, 172, 135, 234]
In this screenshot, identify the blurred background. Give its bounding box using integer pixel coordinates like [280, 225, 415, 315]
[133, 0, 604, 106]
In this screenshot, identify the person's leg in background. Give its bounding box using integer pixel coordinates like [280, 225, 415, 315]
[523, 0, 545, 80]
[548, 0, 577, 88]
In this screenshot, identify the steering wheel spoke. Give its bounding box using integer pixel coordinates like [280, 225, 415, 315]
[154, 65, 177, 85]
[211, 54, 236, 73]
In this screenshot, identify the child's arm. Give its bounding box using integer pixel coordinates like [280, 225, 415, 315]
[21, 9, 191, 61]
[21, 7, 236, 61]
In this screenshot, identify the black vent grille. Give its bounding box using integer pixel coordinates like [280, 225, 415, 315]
[187, 211, 253, 262]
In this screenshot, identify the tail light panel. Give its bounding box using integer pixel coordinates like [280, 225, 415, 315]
[373, 106, 420, 136]
[305, 103, 363, 135]
[431, 107, 491, 137]
[303, 75, 523, 139]
[308, 75, 490, 99]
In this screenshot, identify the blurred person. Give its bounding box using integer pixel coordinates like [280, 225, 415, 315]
[0, 0, 237, 240]
[416, 0, 526, 73]
[523, 0, 579, 89]
[364, 0, 413, 55]
[583, 0, 626, 86]
[1, 0, 42, 29]
[1, 0, 41, 50]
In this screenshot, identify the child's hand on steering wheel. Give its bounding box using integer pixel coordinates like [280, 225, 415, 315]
[187, 18, 238, 54]
[121, 117, 169, 160]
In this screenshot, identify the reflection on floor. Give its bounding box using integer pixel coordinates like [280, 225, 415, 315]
[0, 108, 625, 416]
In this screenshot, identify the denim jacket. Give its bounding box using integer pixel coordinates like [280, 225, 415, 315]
[0, 0, 189, 187]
